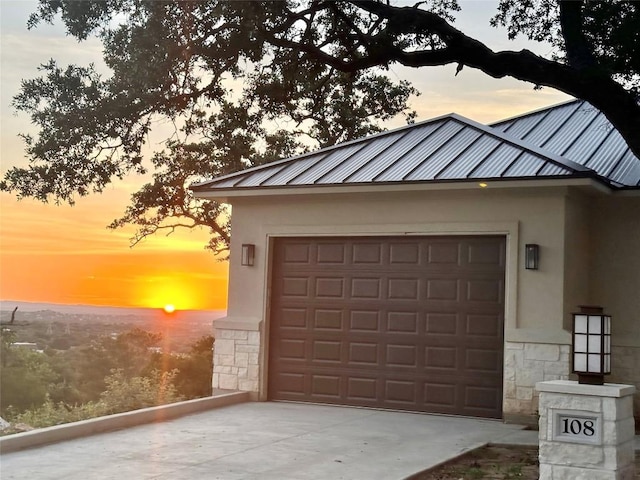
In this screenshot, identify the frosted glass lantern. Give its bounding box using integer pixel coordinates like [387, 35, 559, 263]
[572, 306, 611, 385]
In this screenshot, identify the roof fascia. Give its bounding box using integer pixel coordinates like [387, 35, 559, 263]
[193, 177, 611, 203]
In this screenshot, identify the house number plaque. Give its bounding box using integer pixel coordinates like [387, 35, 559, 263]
[552, 410, 601, 445]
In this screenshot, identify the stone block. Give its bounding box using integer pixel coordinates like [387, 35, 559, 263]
[236, 352, 249, 367]
[525, 343, 560, 361]
[214, 365, 233, 374]
[236, 344, 260, 354]
[602, 419, 635, 446]
[212, 373, 219, 389]
[516, 386, 533, 401]
[504, 381, 516, 399]
[218, 373, 238, 390]
[238, 379, 259, 392]
[503, 398, 519, 415]
[539, 440, 604, 466]
[547, 465, 621, 480]
[602, 396, 633, 421]
[217, 329, 249, 340]
[517, 367, 545, 388]
[540, 392, 601, 412]
[503, 367, 516, 382]
[214, 338, 235, 355]
[504, 350, 523, 369]
[543, 361, 569, 376]
[538, 414, 548, 441]
[248, 353, 260, 365]
[603, 440, 635, 470]
[248, 364, 260, 380]
[538, 463, 552, 480]
[247, 331, 261, 346]
[217, 354, 236, 367]
[237, 367, 248, 378]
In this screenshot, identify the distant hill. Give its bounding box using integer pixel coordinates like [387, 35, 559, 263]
[0, 301, 227, 353]
[0, 300, 226, 322]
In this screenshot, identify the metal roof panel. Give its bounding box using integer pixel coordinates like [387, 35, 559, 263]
[405, 127, 482, 180]
[468, 143, 523, 178]
[317, 130, 408, 184]
[346, 121, 445, 182]
[375, 120, 464, 181]
[437, 136, 502, 179]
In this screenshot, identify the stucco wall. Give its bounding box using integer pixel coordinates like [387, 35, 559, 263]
[225, 186, 572, 344]
[215, 185, 639, 419]
[589, 195, 640, 415]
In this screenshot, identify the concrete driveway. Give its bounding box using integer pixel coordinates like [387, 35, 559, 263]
[0, 400, 532, 480]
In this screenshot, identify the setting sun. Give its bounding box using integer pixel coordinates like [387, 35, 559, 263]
[163, 304, 176, 314]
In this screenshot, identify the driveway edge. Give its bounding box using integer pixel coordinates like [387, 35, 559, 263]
[0, 391, 250, 453]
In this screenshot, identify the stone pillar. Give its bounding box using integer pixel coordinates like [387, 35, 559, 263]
[536, 380, 636, 480]
[211, 319, 261, 394]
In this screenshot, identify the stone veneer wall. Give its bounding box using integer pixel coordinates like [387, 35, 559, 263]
[608, 346, 640, 420]
[212, 328, 261, 393]
[504, 342, 571, 423]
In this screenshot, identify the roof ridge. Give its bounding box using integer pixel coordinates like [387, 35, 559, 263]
[447, 113, 592, 174]
[489, 98, 582, 127]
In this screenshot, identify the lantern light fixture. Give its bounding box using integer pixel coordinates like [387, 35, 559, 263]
[241, 244, 255, 267]
[572, 305, 611, 385]
[525, 243, 540, 270]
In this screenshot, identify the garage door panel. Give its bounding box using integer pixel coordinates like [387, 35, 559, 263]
[312, 340, 342, 362]
[279, 308, 308, 328]
[426, 279, 460, 300]
[283, 243, 312, 264]
[276, 338, 307, 360]
[388, 278, 420, 299]
[385, 379, 417, 404]
[269, 236, 505, 418]
[425, 313, 459, 335]
[386, 344, 418, 367]
[465, 348, 502, 373]
[350, 310, 380, 331]
[347, 377, 378, 401]
[316, 243, 347, 264]
[350, 278, 382, 299]
[311, 375, 341, 397]
[389, 242, 420, 264]
[424, 346, 458, 370]
[315, 277, 345, 298]
[353, 243, 384, 264]
[465, 314, 502, 336]
[313, 309, 343, 330]
[466, 241, 504, 266]
[386, 311, 419, 333]
[466, 279, 502, 302]
[426, 242, 461, 265]
[349, 342, 380, 365]
[281, 277, 309, 296]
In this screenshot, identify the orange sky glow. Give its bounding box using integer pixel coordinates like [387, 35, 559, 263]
[0, 1, 570, 311]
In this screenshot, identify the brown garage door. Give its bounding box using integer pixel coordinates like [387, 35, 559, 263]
[268, 236, 505, 418]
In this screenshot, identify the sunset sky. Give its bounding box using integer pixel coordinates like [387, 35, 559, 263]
[0, 1, 570, 311]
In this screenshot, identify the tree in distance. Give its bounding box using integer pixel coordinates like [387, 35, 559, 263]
[2, 1, 638, 253]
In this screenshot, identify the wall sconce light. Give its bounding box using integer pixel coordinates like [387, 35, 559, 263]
[525, 244, 539, 270]
[572, 305, 611, 385]
[241, 244, 255, 267]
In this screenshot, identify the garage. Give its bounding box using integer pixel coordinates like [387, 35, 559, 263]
[268, 235, 506, 419]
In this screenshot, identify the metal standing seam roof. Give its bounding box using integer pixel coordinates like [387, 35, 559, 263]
[191, 100, 640, 194]
[491, 100, 640, 188]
